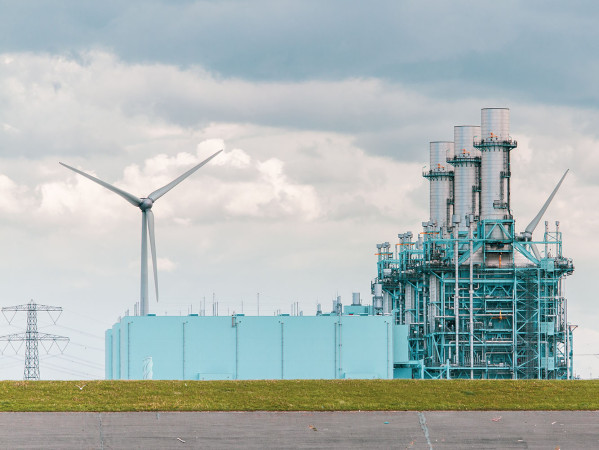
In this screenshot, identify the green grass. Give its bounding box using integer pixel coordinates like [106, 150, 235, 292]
[0, 379, 597, 412]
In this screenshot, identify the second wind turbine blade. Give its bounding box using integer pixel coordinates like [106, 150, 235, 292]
[530, 242, 542, 261]
[524, 169, 569, 236]
[146, 209, 159, 303]
[147, 149, 223, 202]
[59, 162, 142, 207]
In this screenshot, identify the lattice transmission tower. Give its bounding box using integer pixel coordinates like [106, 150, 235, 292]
[0, 300, 69, 380]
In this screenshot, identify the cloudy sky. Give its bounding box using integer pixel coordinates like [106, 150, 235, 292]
[0, 1, 598, 379]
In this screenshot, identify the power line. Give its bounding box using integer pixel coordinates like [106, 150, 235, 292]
[61, 308, 115, 327]
[39, 360, 99, 380]
[0, 353, 102, 380]
[67, 341, 104, 352]
[53, 354, 104, 370]
[52, 324, 105, 341]
[0, 300, 69, 380]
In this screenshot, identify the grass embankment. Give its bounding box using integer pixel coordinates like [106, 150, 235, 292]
[0, 379, 597, 412]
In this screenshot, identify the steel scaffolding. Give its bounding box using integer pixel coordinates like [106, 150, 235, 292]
[373, 219, 574, 379]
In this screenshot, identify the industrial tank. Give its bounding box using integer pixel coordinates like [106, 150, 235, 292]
[428, 141, 454, 229]
[452, 126, 481, 231]
[479, 108, 512, 222]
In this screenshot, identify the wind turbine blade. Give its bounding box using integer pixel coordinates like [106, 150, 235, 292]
[59, 162, 142, 207]
[530, 243, 541, 261]
[147, 150, 223, 202]
[146, 209, 159, 303]
[524, 169, 569, 236]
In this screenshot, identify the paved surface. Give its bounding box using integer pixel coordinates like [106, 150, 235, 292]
[0, 411, 597, 449]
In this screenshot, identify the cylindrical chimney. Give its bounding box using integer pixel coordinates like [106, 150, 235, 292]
[481, 108, 510, 141]
[427, 141, 454, 230]
[452, 126, 481, 231]
[478, 108, 515, 222]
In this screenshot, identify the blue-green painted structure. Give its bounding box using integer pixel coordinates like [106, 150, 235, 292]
[373, 220, 574, 379]
[106, 314, 402, 380]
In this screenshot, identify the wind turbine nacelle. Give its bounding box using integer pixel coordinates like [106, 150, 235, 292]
[516, 231, 532, 241]
[140, 198, 154, 211]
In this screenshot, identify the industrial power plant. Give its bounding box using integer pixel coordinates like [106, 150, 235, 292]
[102, 107, 575, 380]
[372, 108, 574, 379]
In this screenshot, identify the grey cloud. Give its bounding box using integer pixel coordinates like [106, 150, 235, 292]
[2, 1, 599, 110]
[3, 51, 599, 186]
[0, 52, 454, 162]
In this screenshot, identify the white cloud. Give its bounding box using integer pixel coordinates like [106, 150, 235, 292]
[211, 148, 250, 168]
[157, 257, 177, 272]
[0, 174, 28, 214]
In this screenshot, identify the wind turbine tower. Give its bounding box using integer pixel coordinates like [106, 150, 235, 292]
[60, 150, 222, 315]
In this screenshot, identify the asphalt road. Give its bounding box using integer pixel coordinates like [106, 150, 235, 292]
[0, 411, 597, 449]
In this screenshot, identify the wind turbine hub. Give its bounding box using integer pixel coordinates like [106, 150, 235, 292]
[139, 198, 154, 211]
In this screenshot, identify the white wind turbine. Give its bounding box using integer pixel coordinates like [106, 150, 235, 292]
[60, 150, 222, 315]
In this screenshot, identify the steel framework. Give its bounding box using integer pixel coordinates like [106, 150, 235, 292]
[0, 300, 69, 380]
[373, 217, 574, 379]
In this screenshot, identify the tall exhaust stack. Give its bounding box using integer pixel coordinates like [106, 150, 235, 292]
[450, 126, 481, 232]
[475, 108, 517, 236]
[424, 141, 454, 230]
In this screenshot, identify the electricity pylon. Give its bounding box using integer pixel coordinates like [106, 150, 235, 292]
[0, 300, 69, 380]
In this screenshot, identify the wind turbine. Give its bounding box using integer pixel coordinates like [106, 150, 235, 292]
[60, 150, 222, 315]
[521, 169, 569, 260]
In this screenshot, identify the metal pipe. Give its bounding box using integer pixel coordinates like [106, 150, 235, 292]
[454, 235, 459, 365]
[556, 221, 561, 257]
[423, 274, 427, 338]
[469, 218, 474, 379]
[334, 322, 337, 378]
[537, 268, 542, 379]
[281, 321, 284, 379]
[182, 321, 187, 380]
[512, 273, 517, 380]
[543, 221, 549, 258]
[127, 322, 131, 379]
[235, 317, 239, 379]
[387, 322, 393, 378]
[564, 276, 569, 377]
[338, 320, 342, 378]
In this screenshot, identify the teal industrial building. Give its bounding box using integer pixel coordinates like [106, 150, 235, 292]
[105, 312, 411, 380]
